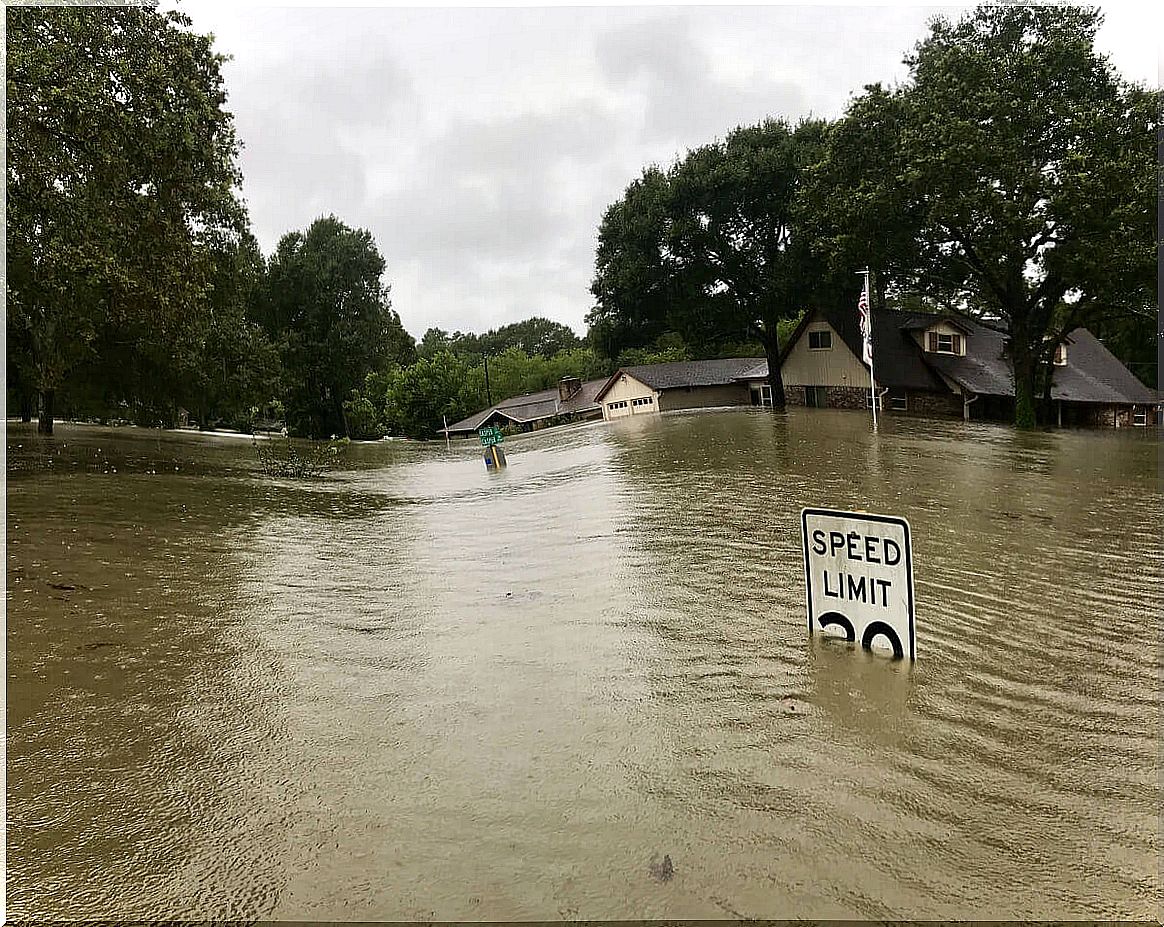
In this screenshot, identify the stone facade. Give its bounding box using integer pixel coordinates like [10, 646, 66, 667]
[893, 390, 963, 418]
[783, 385, 869, 409]
[825, 386, 869, 410]
[784, 386, 807, 406]
[787, 385, 966, 418]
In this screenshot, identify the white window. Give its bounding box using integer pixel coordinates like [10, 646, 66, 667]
[808, 330, 832, 350]
[889, 392, 908, 411]
[927, 331, 961, 354]
[1133, 409, 1148, 426]
[759, 384, 772, 407]
[1053, 343, 1067, 366]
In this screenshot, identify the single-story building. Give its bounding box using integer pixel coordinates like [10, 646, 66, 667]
[594, 358, 766, 421]
[444, 376, 607, 437]
[775, 306, 1158, 427]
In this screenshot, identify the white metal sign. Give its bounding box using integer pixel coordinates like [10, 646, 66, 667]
[801, 508, 916, 660]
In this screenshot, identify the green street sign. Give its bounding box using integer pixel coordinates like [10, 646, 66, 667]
[478, 425, 504, 446]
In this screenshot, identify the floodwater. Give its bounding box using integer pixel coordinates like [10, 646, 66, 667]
[5, 410, 1160, 921]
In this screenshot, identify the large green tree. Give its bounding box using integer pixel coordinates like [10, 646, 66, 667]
[841, 4, 1158, 427]
[182, 231, 282, 430]
[587, 167, 676, 364]
[382, 351, 473, 440]
[803, 85, 927, 314]
[6, 5, 246, 433]
[257, 216, 415, 438]
[417, 317, 583, 365]
[477, 317, 581, 358]
[589, 119, 843, 409]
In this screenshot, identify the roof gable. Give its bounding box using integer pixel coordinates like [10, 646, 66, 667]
[792, 306, 952, 392]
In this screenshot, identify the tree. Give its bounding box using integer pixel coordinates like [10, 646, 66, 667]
[844, 5, 1158, 427]
[589, 119, 844, 409]
[478, 317, 582, 358]
[382, 351, 473, 440]
[257, 216, 415, 438]
[803, 85, 928, 313]
[183, 231, 282, 430]
[587, 167, 676, 363]
[6, 5, 245, 434]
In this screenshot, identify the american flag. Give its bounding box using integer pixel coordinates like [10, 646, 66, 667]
[857, 285, 873, 366]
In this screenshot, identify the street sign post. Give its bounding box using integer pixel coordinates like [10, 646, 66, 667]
[801, 508, 916, 660]
[479, 425, 506, 469]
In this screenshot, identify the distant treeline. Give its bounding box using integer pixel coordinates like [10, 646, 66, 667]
[8, 4, 1157, 438]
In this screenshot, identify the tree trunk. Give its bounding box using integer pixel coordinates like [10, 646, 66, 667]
[761, 328, 786, 411]
[20, 389, 33, 423]
[1011, 345, 1038, 430]
[37, 388, 55, 435]
[1039, 360, 1056, 427]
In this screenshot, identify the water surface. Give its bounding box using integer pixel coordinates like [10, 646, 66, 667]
[6, 411, 1160, 920]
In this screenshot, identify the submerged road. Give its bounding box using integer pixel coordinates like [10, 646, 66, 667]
[6, 409, 1160, 920]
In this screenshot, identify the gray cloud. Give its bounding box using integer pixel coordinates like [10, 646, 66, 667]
[182, 4, 1153, 341]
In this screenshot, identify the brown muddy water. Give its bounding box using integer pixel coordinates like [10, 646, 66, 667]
[5, 410, 1160, 921]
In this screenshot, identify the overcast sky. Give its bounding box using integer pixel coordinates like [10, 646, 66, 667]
[177, 1, 1159, 341]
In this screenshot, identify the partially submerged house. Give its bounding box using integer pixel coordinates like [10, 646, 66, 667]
[446, 358, 768, 436]
[444, 376, 606, 436]
[777, 306, 1157, 427]
[593, 358, 766, 421]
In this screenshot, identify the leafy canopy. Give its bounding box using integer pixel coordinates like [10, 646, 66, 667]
[6, 5, 247, 430]
[833, 4, 1158, 424]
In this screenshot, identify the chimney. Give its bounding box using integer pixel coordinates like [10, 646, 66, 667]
[558, 376, 582, 403]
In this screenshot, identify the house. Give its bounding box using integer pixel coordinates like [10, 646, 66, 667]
[593, 358, 766, 421]
[444, 376, 607, 436]
[776, 306, 1158, 427]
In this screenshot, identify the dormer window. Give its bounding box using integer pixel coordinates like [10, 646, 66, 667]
[808, 330, 832, 350]
[927, 331, 962, 354]
[1053, 343, 1067, 366]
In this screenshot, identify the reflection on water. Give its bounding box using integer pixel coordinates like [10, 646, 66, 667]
[6, 412, 1160, 920]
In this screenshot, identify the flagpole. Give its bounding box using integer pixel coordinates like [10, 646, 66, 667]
[858, 268, 877, 430]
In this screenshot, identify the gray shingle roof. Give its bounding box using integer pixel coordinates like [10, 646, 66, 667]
[1043, 328, 1156, 404]
[445, 377, 607, 434]
[734, 361, 769, 381]
[597, 357, 766, 400]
